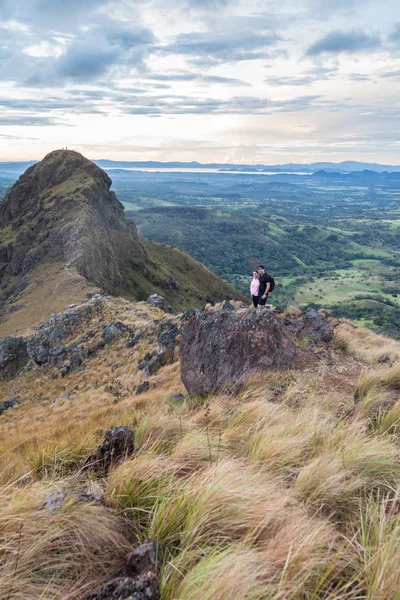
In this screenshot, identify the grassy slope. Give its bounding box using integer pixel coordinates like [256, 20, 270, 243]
[130, 207, 397, 309]
[131, 207, 381, 276]
[0, 262, 99, 337]
[140, 237, 246, 309]
[2, 298, 400, 598]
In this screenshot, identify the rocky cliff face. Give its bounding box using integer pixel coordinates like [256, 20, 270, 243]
[0, 150, 145, 290]
[0, 150, 244, 333]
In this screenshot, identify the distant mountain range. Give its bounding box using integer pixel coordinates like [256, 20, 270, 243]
[95, 160, 400, 173]
[1, 158, 400, 176]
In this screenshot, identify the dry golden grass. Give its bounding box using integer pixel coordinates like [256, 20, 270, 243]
[0, 481, 133, 600]
[0, 262, 99, 337]
[334, 321, 400, 365]
[3, 301, 400, 598]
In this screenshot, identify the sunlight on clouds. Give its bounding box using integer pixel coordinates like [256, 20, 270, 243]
[23, 42, 64, 58]
[0, 0, 399, 162]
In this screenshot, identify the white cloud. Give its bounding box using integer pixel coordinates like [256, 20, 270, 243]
[0, 0, 399, 163]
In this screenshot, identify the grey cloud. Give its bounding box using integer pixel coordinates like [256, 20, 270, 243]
[307, 30, 381, 55]
[388, 23, 400, 43]
[306, 0, 376, 18]
[0, 116, 61, 125]
[55, 40, 121, 81]
[163, 30, 280, 63]
[0, 95, 110, 114]
[100, 22, 156, 50]
[15, 20, 156, 86]
[265, 64, 338, 86]
[0, 0, 109, 32]
[184, 0, 232, 8]
[266, 75, 316, 86]
[380, 69, 400, 78]
[0, 4, 156, 86]
[348, 73, 372, 81]
[119, 93, 322, 115]
[149, 72, 249, 86]
[201, 75, 250, 85]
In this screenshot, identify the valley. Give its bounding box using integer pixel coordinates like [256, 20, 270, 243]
[116, 168, 400, 337]
[2, 163, 399, 336]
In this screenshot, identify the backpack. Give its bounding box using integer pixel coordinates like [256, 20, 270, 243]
[268, 275, 275, 293]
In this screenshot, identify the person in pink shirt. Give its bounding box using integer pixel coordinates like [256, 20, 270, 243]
[250, 270, 260, 307]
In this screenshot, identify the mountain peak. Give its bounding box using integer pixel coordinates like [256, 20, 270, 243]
[0, 150, 244, 334]
[0, 149, 113, 227]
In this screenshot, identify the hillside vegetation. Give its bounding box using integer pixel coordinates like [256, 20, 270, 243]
[113, 168, 400, 337]
[2, 296, 400, 599]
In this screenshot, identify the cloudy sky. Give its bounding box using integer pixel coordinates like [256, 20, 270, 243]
[0, 0, 399, 163]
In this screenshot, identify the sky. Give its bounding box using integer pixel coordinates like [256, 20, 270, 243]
[0, 0, 399, 164]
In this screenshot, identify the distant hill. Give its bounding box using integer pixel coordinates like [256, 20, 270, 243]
[93, 160, 400, 173]
[1, 158, 400, 178]
[0, 150, 243, 335]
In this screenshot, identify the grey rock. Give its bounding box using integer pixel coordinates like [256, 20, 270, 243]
[144, 353, 168, 377]
[303, 309, 333, 343]
[303, 308, 325, 329]
[181, 308, 196, 322]
[136, 381, 149, 395]
[147, 294, 173, 314]
[120, 540, 168, 578]
[126, 332, 143, 349]
[84, 426, 135, 476]
[0, 396, 19, 414]
[27, 326, 68, 366]
[180, 307, 296, 396]
[156, 320, 179, 363]
[170, 393, 185, 403]
[42, 490, 104, 512]
[0, 336, 29, 379]
[81, 573, 160, 600]
[102, 322, 128, 345]
[222, 300, 235, 312]
[69, 350, 82, 369]
[54, 392, 70, 404]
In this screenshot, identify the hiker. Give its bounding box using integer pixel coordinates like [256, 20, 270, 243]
[250, 270, 260, 307]
[258, 265, 272, 306]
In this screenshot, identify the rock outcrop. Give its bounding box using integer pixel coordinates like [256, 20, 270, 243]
[303, 308, 333, 342]
[180, 307, 296, 396]
[281, 308, 333, 344]
[0, 295, 184, 383]
[84, 426, 135, 476]
[82, 573, 160, 600]
[0, 150, 144, 288]
[146, 294, 173, 313]
[82, 540, 165, 600]
[0, 336, 29, 379]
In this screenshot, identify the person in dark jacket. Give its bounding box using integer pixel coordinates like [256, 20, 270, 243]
[258, 265, 272, 306]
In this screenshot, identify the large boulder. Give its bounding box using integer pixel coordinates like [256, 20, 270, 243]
[180, 307, 296, 396]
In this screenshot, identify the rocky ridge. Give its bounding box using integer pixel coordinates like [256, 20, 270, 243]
[0, 295, 333, 409]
